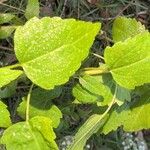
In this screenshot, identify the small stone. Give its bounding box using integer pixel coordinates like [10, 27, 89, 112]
[86, 144, 90, 149]
[62, 141, 66, 146]
[66, 140, 71, 145]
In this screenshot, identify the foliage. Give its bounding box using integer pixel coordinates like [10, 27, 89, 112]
[104, 32, 150, 89]
[102, 86, 150, 134]
[68, 114, 108, 150]
[0, 68, 22, 88]
[73, 74, 131, 106]
[0, 1, 150, 149]
[25, 0, 39, 20]
[112, 17, 146, 42]
[17, 87, 62, 128]
[1, 116, 58, 150]
[0, 13, 18, 39]
[14, 17, 100, 89]
[0, 101, 11, 128]
[0, 13, 15, 24]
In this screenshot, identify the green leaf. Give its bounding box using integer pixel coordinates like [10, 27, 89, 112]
[68, 114, 108, 150]
[104, 32, 150, 89]
[0, 68, 22, 88]
[74, 75, 112, 106]
[73, 83, 102, 104]
[25, 0, 39, 20]
[112, 17, 146, 42]
[17, 87, 62, 128]
[10, 16, 24, 25]
[14, 17, 100, 89]
[102, 86, 150, 134]
[79, 75, 108, 97]
[0, 13, 15, 24]
[0, 26, 16, 39]
[0, 100, 11, 128]
[1, 116, 58, 150]
[115, 84, 131, 105]
[73, 74, 130, 106]
[0, 81, 17, 99]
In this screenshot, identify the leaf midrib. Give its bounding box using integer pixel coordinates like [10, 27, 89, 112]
[107, 32, 149, 69]
[19, 28, 94, 65]
[69, 115, 104, 150]
[111, 56, 150, 72]
[27, 122, 43, 150]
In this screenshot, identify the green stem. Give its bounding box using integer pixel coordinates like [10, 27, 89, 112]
[26, 84, 34, 122]
[83, 67, 109, 75]
[69, 86, 117, 150]
[92, 53, 104, 60]
[101, 85, 117, 118]
[11, 25, 22, 29]
[0, 64, 21, 69]
[2, 25, 21, 29]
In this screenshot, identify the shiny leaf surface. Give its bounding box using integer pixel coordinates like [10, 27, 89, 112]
[1, 116, 58, 150]
[15, 17, 100, 89]
[112, 17, 146, 42]
[0, 100, 11, 128]
[0, 68, 22, 88]
[104, 32, 150, 89]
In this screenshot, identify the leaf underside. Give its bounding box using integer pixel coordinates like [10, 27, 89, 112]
[102, 85, 150, 134]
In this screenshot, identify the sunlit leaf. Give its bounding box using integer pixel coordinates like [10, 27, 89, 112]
[0, 100, 11, 128]
[104, 32, 150, 89]
[1, 116, 58, 150]
[0, 68, 22, 88]
[112, 17, 146, 42]
[14, 17, 100, 89]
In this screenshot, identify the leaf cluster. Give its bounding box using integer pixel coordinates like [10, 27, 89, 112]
[0, 1, 150, 150]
